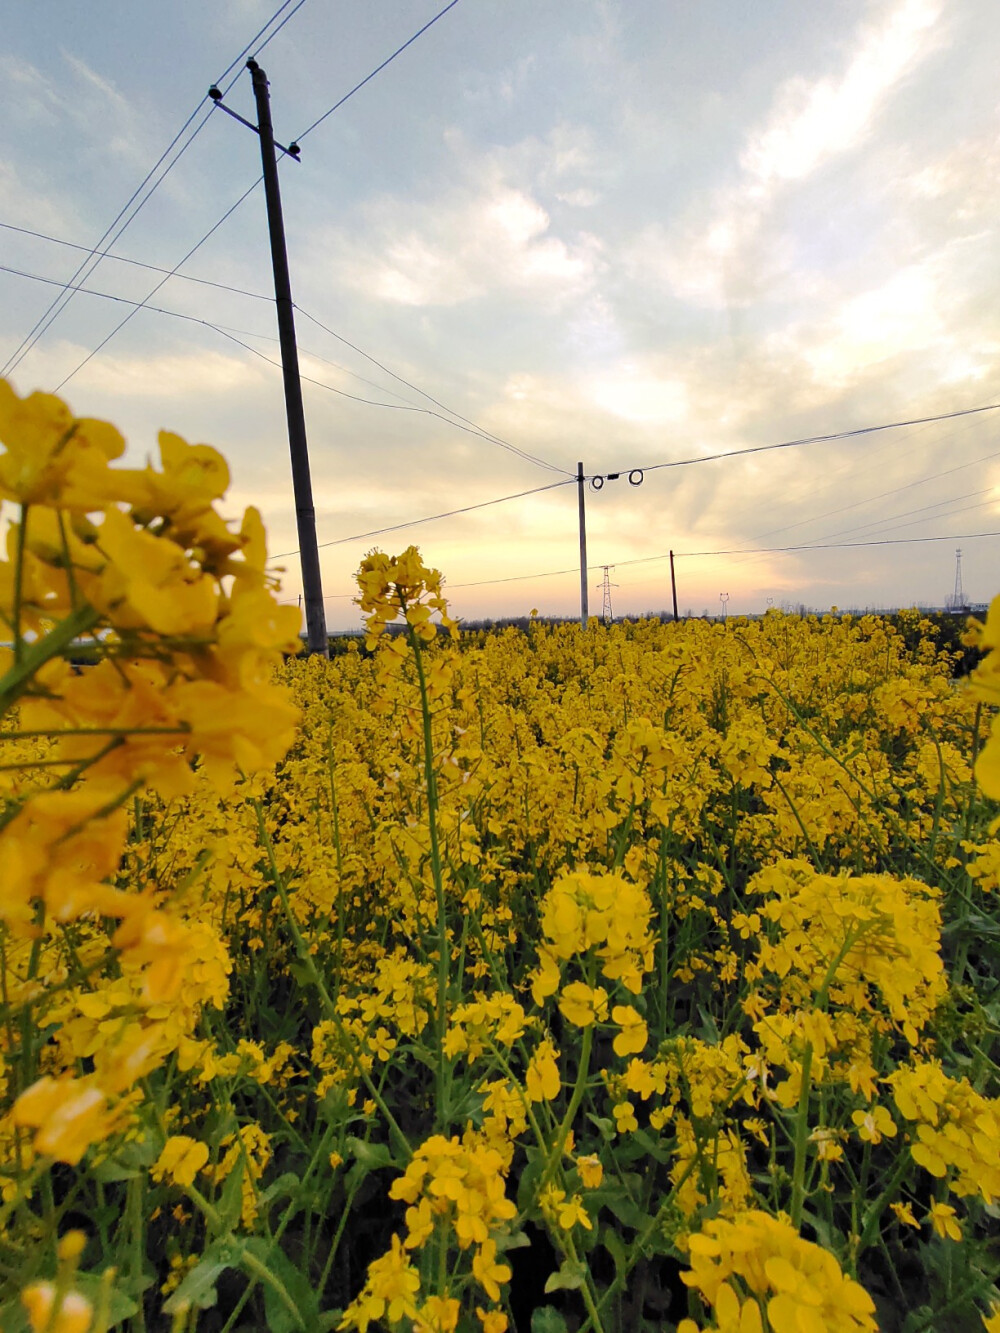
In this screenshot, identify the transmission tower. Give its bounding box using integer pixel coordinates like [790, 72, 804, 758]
[945, 548, 966, 612]
[597, 566, 617, 625]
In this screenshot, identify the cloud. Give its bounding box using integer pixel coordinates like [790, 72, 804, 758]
[34, 343, 265, 404]
[630, 0, 947, 309]
[311, 126, 604, 309]
[326, 179, 600, 308]
[740, 0, 943, 187]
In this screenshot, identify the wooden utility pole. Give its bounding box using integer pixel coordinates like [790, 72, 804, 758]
[670, 549, 679, 622]
[577, 461, 589, 629]
[210, 63, 328, 657]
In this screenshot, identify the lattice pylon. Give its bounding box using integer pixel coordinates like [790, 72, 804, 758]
[946, 548, 965, 610]
[597, 565, 617, 625]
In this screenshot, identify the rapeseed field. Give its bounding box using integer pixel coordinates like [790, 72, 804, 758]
[2, 379, 999, 1332]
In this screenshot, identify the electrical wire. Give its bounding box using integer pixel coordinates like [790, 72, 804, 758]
[251, 0, 310, 59]
[212, 325, 573, 472]
[449, 566, 579, 589]
[588, 404, 1000, 482]
[439, 529, 1000, 594]
[0, 221, 272, 303]
[294, 306, 574, 475]
[271, 480, 573, 559]
[2, 0, 305, 380]
[295, 0, 462, 141]
[798, 487, 997, 547]
[215, 0, 302, 84]
[745, 413, 1000, 545]
[0, 100, 213, 378]
[673, 531, 1000, 559]
[0, 230, 572, 468]
[1, 260, 578, 474]
[54, 180, 263, 392]
[0, 261, 430, 406]
[798, 485, 995, 545]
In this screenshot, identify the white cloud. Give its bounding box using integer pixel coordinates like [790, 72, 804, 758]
[320, 171, 602, 308]
[632, 0, 947, 309]
[589, 366, 689, 426]
[68, 346, 264, 399]
[741, 0, 943, 187]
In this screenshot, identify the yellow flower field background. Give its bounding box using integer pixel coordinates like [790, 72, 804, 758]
[2, 378, 1000, 1332]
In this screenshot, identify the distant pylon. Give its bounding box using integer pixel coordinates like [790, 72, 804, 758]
[597, 565, 617, 625]
[946, 548, 965, 611]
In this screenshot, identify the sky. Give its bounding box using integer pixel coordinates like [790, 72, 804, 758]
[3, 0, 1000, 628]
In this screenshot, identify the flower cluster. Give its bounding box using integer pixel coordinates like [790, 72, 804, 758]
[355, 544, 459, 646]
[1, 377, 298, 1171]
[889, 1060, 1000, 1204]
[679, 1210, 878, 1332]
[340, 1132, 516, 1330]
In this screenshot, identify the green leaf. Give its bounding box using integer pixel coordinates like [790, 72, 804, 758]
[259, 1170, 304, 1207]
[318, 1086, 353, 1124]
[629, 1128, 674, 1164]
[544, 1258, 586, 1293]
[599, 1225, 629, 1283]
[588, 1184, 647, 1230]
[531, 1307, 570, 1333]
[163, 1239, 245, 1314]
[0, 1297, 30, 1333]
[344, 1136, 395, 1191]
[585, 1113, 617, 1142]
[91, 1136, 161, 1183]
[74, 1272, 139, 1328]
[494, 1228, 532, 1253]
[244, 1237, 320, 1333]
[516, 1146, 545, 1213]
[216, 1156, 247, 1234]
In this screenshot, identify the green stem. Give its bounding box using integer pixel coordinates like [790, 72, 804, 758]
[789, 1042, 814, 1228]
[241, 1248, 306, 1330]
[409, 633, 450, 1129]
[537, 1024, 593, 1198]
[855, 1151, 912, 1254]
[0, 602, 101, 714]
[252, 801, 411, 1161]
[128, 1174, 148, 1333]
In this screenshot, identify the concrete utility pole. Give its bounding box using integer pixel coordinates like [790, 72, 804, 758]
[210, 62, 328, 657]
[577, 461, 589, 630]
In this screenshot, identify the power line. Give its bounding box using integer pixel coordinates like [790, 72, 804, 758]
[589, 403, 1000, 482]
[272, 480, 574, 559]
[1, 0, 305, 380]
[0, 221, 272, 303]
[251, 0, 310, 59]
[450, 566, 580, 589]
[746, 420, 1000, 545]
[802, 485, 995, 545]
[54, 181, 263, 392]
[438, 529, 1000, 594]
[0, 230, 571, 468]
[2, 260, 576, 475]
[295, 0, 462, 141]
[673, 530, 1000, 559]
[215, 0, 303, 84]
[212, 324, 572, 472]
[1, 102, 213, 378]
[295, 305, 573, 475]
[0, 261, 426, 406]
